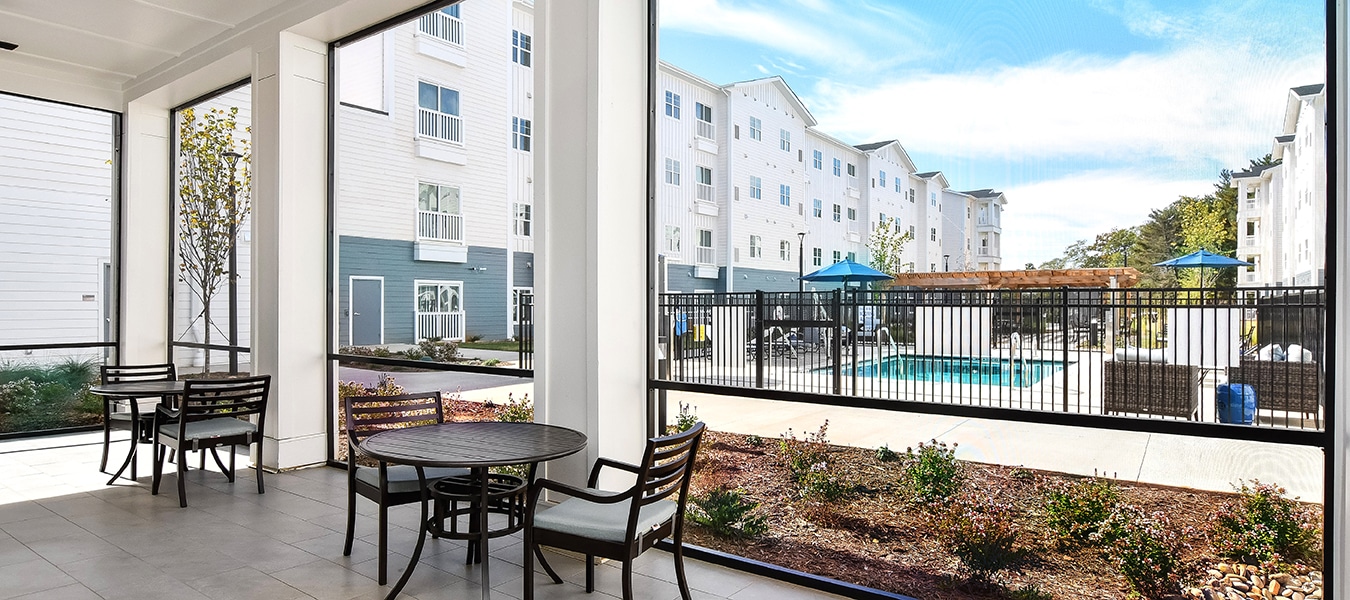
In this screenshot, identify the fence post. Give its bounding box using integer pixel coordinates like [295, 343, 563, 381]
[851, 289, 859, 396]
[1061, 287, 1070, 412]
[832, 289, 843, 395]
[755, 290, 765, 389]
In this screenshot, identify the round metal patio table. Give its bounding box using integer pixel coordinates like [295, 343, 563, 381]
[89, 380, 185, 485]
[358, 421, 588, 600]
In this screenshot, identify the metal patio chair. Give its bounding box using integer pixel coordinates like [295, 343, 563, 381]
[151, 375, 270, 507]
[98, 363, 176, 481]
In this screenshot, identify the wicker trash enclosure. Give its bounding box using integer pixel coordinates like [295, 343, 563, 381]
[1226, 359, 1322, 423]
[1103, 361, 1201, 420]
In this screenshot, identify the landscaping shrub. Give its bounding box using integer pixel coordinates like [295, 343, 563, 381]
[902, 439, 963, 504]
[0, 359, 99, 432]
[671, 401, 699, 433]
[497, 393, 533, 423]
[1007, 584, 1053, 600]
[744, 434, 764, 448]
[1104, 506, 1190, 599]
[416, 337, 460, 362]
[1042, 477, 1122, 546]
[1211, 480, 1321, 568]
[939, 494, 1025, 585]
[778, 421, 850, 502]
[689, 488, 769, 538]
[875, 443, 900, 462]
[335, 376, 408, 461]
[338, 346, 393, 358]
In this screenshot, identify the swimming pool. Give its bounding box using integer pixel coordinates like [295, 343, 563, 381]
[845, 355, 1068, 388]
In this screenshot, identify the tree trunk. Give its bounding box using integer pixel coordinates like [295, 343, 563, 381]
[202, 296, 212, 375]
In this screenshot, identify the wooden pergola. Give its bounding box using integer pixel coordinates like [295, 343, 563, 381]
[888, 267, 1141, 289]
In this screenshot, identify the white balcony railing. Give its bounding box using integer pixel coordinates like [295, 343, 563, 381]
[418, 107, 463, 144]
[696, 246, 715, 265]
[1241, 235, 1258, 247]
[418, 11, 464, 47]
[696, 120, 715, 140]
[416, 311, 465, 342]
[696, 182, 714, 202]
[417, 210, 464, 243]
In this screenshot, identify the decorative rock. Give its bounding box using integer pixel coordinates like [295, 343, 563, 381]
[1269, 581, 1281, 595]
[1219, 563, 1235, 574]
[1251, 576, 1265, 589]
[1292, 593, 1305, 600]
[1232, 582, 1250, 592]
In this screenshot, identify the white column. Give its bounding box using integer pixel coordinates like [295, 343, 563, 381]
[250, 31, 330, 470]
[120, 101, 173, 364]
[1332, 1, 1348, 593]
[535, 0, 650, 487]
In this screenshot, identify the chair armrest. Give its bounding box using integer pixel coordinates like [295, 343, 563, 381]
[587, 457, 642, 487]
[531, 477, 633, 505]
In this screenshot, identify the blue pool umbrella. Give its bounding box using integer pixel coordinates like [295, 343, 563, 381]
[1154, 249, 1252, 287]
[801, 259, 893, 285]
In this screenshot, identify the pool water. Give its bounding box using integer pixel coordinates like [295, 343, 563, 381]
[847, 355, 1067, 388]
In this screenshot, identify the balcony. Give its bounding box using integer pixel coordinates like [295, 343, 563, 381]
[416, 210, 464, 243]
[417, 10, 464, 47]
[1241, 234, 1259, 248]
[696, 182, 714, 202]
[697, 245, 715, 265]
[416, 310, 466, 341]
[417, 107, 463, 145]
[696, 119, 715, 140]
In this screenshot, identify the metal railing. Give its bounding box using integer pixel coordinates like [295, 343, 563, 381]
[696, 182, 714, 202]
[416, 310, 465, 341]
[417, 107, 463, 144]
[417, 210, 463, 243]
[516, 292, 534, 370]
[696, 119, 715, 140]
[417, 11, 464, 46]
[656, 287, 1326, 432]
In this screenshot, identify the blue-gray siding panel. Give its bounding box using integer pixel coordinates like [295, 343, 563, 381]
[513, 252, 535, 288]
[338, 236, 515, 345]
[664, 264, 725, 293]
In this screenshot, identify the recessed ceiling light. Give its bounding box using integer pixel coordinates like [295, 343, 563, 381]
[0, 41, 16, 51]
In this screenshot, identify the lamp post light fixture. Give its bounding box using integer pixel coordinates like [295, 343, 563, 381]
[221, 151, 243, 374]
[797, 231, 807, 292]
[943, 254, 950, 271]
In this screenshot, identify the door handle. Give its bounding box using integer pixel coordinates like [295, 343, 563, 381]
[354, 312, 361, 317]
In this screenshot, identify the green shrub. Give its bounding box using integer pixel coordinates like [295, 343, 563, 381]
[744, 434, 764, 448]
[1007, 584, 1053, 600]
[414, 338, 460, 362]
[778, 421, 850, 502]
[0, 359, 99, 432]
[497, 393, 533, 423]
[902, 440, 963, 503]
[689, 488, 769, 538]
[671, 401, 699, 433]
[1211, 481, 1321, 568]
[939, 494, 1025, 584]
[1105, 506, 1190, 599]
[338, 346, 393, 358]
[466, 334, 483, 343]
[875, 444, 900, 462]
[1043, 477, 1122, 546]
[483, 358, 501, 366]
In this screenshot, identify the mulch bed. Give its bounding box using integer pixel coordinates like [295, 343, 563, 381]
[685, 430, 1319, 600]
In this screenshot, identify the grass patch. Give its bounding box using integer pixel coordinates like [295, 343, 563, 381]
[458, 340, 523, 352]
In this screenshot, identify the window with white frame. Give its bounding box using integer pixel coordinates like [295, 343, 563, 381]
[813, 150, 822, 169]
[665, 225, 681, 254]
[895, 179, 902, 193]
[511, 287, 532, 326]
[749, 176, 762, 199]
[697, 229, 714, 264]
[696, 165, 713, 201]
[833, 158, 841, 176]
[512, 30, 531, 66]
[847, 207, 856, 221]
[779, 184, 791, 207]
[847, 251, 856, 262]
[664, 91, 681, 118]
[415, 281, 464, 341]
[417, 81, 462, 143]
[664, 158, 681, 185]
[880, 170, 886, 187]
[908, 189, 915, 203]
[749, 235, 762, 258]
[780, 240, 791, 261]
[780, 129, 791, 152]
[695, 102, 713, 138]
[832, 250, 841, 263]
[908, 225, 916, 236]
[513, 203, 532, 237]
[813, 199, 822, 218]
[879, 213, 887, 227]
[749, 116, 762, 140]
[847, 163, 856, 177]
[833, 204, 841, 222]
[813, 247, 822, 266]
[930, 227, 937, 242]
[512, 117, 531, 151]
[417, 182, 462, 242]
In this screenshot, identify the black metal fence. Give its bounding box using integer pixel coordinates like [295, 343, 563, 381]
[517, 292, 534, 370]
[656, 287, 1325, 431]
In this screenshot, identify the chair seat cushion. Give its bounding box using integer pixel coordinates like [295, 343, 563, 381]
[354, 465, 471, 494]
[159, 417, 256, 441]
[533, 495, 678, 543]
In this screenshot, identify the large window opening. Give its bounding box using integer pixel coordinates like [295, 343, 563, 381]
[0, 93, 119, 436]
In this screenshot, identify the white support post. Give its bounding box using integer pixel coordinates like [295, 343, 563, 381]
[119, 101, 173, 364]
[535, 0, 651, 488]
[250, 31, 330, 470]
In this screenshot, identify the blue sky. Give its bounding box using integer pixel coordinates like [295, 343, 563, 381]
[658, 0, 1325, 266]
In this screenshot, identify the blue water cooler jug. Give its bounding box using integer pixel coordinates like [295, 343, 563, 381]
[1217, 383, 1257, 425]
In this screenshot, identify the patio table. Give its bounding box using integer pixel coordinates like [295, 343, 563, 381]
[89, 380, 185, 485]
[358, 421, 587, 600]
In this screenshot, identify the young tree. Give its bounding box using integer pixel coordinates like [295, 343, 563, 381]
[177, 107, 251, 372]
[867, 217, 914, 276]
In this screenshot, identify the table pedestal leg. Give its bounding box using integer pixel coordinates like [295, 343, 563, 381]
[477, 466, 492, 600]
[385, 466, 430, 600]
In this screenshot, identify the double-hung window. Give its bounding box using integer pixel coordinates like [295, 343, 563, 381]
[780, 129, 791, 152]
[417, 81, 462, 144]
[512, 117, 531, 151]
[695, 166, 713, 201]
[847, 251, 856, 262]
[513, 203, 532, 237]
[417, 182, 463, 243]
[833, 250, 841, 263]
[813, 199, 822, 218]
[813, 247, 822, 266]
[931, 192, 937, 206]
[832, 204, 841, 222]
[930, 227, 937, 242]
[779, 184, 791, 207]
[812, 150, 822, 169]
[832, 158, 841, 176]
[879, 171, 886, 188]
[780, 240, 791, 261]
[895, 179, 902, 193]
[512, 30, 532, 66]
[665, 225, 681, 254]
[847, 163, 856, 177]
[664, 158, 681, 186]
[697, 229, 714, 264]
[695, 102, 714, 138]
[749, 117, 762, 140]
[664, 91, 681, 118]
[749, 235, 762, 258]
[847, 207, 856, 221]
[749, 176, 762, 200]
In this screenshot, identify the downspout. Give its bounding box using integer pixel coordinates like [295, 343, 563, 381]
[722, 86, 735, 292]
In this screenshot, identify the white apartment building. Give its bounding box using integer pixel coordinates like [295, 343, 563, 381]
[657, 63, 1008, 292]
[1233, 84, 1326, 287]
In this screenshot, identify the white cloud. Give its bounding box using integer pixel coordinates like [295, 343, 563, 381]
[811, 43, 1322, 167]
[999, 171, 1212, 266]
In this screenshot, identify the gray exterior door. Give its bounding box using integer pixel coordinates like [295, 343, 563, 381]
[351, 278, 383, 346]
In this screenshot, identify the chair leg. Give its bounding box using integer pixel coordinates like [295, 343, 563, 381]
[535, 546, 563, 584]
[151, 443, 164, 495]
[210, 447, 230, 481]
[99, 405, 111, 473]
[673, 542, 692, 600]
[523, 527, 534, 600]
[177, 446, 188, 507]
[621, 559, 634, 600]
[377, 503, 389, 585]
[228, 446, 236, 482]
[255, 440, 265, 495]
[343, 485, 357, 557]
[585, 555, 595, 593]
[128, 419, 138, 481]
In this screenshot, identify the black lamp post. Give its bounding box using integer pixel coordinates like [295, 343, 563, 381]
[797, 231, 807, 292]
[943, 254, 950, 271]
[222, 151, 243, 374]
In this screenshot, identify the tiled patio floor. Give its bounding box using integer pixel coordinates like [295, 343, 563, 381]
[0, 432, 843, 600]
